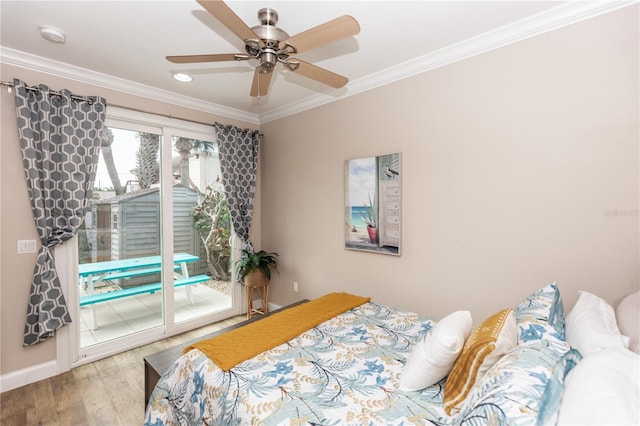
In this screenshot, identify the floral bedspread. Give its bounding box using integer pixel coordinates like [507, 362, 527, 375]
[143, 302, 455, 425]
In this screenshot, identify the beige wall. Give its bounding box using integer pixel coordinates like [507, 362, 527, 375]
[0, 63, 259, 376]
[261, 6, 639, 321]
[1, 5, 638, 383]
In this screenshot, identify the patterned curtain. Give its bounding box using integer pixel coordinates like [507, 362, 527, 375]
[13, 79, 107, 346]
[215, 123, 261, 249]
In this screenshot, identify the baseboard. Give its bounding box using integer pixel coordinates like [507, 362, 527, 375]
[251, 299, 281, 312]
[268, 302, 282, 311]
[0, 305, 283, 394]
[0, 360, 58, 393]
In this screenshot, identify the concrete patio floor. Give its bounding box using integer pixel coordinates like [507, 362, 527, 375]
[79, 283, 232, 347]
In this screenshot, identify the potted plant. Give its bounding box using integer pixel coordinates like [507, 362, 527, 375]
[361, 194, 377, 244]
[236, 248, 279, 286]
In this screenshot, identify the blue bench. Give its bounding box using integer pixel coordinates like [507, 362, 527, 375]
[80, 274, 211, 307]
[94, 265, 181, 282]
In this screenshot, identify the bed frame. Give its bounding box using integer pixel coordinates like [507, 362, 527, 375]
[143, 299, 309, 407]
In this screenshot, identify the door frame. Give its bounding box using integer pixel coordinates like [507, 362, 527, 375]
[56, 107, 243, 372]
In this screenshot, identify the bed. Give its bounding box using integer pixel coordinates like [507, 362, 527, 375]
[144, 286, 639, 425]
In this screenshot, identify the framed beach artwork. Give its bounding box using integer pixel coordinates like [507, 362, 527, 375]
[345, 153, 401, 255]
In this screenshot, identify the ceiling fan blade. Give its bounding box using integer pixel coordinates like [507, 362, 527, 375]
[250, 67, 273, 97]
[288, 59, 348, 88]
[280, 15, 360, 54]
[196, 0, 264, 47]
[166, 53, 247, 63]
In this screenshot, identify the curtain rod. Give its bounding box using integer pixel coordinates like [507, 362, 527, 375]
[1, 80, 256, 131]
[106, 103, 218, 128]
[107, 105, 262, 134]
[1, 79, 96, 104]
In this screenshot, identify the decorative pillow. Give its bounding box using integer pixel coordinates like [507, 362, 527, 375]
[536, 348, 582, 425]
[557, 348, 640, 425]
[443, 308, 517, 415]
[515, 282, 565, 347]
[399, 310, 472, 391]
[455, 341, 572, 425]
[616, 290, 639, 354]
[453, 283, 573, 424]
[565, 291, 629, 357]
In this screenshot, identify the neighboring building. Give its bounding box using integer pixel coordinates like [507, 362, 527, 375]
[83, 184, 206, 287]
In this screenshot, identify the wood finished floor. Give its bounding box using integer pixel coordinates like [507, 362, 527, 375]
[0, 315, 246, 426]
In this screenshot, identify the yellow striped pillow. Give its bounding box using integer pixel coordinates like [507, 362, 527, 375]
[443, 308, 517, 415]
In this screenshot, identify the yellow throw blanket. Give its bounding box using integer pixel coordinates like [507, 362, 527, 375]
[185, 292, 370, 371]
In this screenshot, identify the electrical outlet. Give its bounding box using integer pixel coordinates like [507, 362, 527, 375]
[293, 281, 299, 292]
[17, 239, 37, 254]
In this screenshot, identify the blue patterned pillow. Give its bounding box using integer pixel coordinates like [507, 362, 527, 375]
[515, 282, 566, 348]
[455, 340, 571, 425]
[450, 284, 572, 424]
[537, 348, 582, 425]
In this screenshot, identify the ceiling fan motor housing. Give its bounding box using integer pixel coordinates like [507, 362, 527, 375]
[247, 8, 290, 69]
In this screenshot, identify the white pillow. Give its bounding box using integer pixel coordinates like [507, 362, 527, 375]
[616, 290, 640, 354]
[399, 310, 472, 391]
[565, 291, 629, 357]
[557, 348, 640, 425]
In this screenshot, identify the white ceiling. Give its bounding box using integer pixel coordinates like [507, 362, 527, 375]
[0, 1, 631, 124]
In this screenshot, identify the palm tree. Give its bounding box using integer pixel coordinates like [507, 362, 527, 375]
[132, 133, 160, 189]
[174, 137, 193, 187]
[173, 137, 216, 188]
[100, 127, 124, 195]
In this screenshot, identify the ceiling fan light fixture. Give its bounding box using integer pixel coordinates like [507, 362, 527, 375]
[172, 72, 193, 82]
[261, 51, 277, 69]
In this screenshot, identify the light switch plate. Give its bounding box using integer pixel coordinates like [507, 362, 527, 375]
[17, 240, 37, 254]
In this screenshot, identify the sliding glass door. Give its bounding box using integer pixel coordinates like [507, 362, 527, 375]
[71, 108, 240, 364]
[78, 126, 164, 348]
[170, 134, 233, 325]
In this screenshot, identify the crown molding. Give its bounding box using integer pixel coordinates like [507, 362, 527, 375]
[0, 47, 260, 125]
[1, 1, 635, 125]
[259, 0, 637, 123]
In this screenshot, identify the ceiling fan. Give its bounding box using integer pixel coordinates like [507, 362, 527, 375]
[166, 0, 360, 97]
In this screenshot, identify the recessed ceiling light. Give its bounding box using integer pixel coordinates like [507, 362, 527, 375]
[173, 73, 193, 83]
[39, 26, 65, 44]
